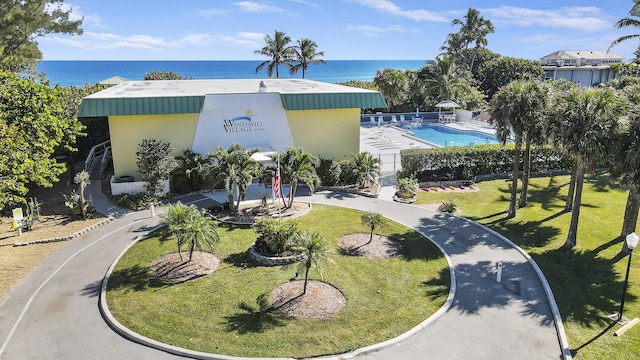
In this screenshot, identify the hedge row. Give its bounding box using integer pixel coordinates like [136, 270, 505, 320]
[400, 144, 573, 181]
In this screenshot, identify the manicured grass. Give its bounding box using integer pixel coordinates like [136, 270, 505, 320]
[417, 174, 640, 359]
[106, 204, 449, 358]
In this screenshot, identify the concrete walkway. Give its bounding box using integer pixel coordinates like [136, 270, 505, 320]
[0, 177, 571, 359]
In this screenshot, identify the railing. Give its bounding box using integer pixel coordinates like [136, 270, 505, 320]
[100, 146, 112, 179]
[84, 140, 111, 172]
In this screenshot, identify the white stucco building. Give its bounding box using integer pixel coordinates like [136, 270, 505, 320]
[541, 50, 625, 86]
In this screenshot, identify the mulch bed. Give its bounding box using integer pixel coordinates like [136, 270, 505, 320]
[269, 280, 347, 319]
[337, 232, 403, 259]
[150, 251, 220, 283]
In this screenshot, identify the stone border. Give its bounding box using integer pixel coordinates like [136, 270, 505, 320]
[12, 217, 114, 247]
[216, 202, 312, 225]
[247, 243, 304, 266]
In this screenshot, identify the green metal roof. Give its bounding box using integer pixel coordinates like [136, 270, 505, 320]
[77, 96, 205, 117]
[280, 92, 387, 110]
[78, 93, 386, 117]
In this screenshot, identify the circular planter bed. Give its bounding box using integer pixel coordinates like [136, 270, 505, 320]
[248, 243, 304, 266]
[269, 280, 347, 319]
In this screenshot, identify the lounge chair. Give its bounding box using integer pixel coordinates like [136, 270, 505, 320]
[391, 115, 398, 122]
[400, 114, 406, 122]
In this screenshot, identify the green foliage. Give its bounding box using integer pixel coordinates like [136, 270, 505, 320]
[143, 70, 193, 80]
[277, 147, 320, 207]
[291, 230, 331, 295]
[63, 190, 92, 219]
[172, 149, 213, 194]
[316, 158, 341, 186]
[395, 176, 417, 199]
[254, 30, 295, 78]
[210, 143, 261, 213]
[161, 202, 219, 261]
[136, 139, 178, 199]
[23, 197, 41, 230]
[346, 152, 381, 188]
[59, 84, 110, 158]
[0, 0, 83, 73]
[374, 69, 409, 112]
[400, 144, 572, 182]
[0, 71, 85, 210]
[110, 192, 156, 210]
[335, 80, 377, 90]
[253, 218, 301, 255]
[289, 38, 325, 79]
[438, 201, 457, 213]
[74, 170, 90, 219]
[361, 211, 385, 244]
[477, 57, 544, 99]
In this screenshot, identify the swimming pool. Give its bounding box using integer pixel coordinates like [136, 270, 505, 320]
[410, 124, 499, 147]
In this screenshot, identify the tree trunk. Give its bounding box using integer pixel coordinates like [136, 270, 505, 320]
[563, 158, 585, 250]
[620, 185, 640, 254]
[507, 142, 521, 219]
[565, 161, 577, 212]
[178, 242, 183, 261]
[288, 183, 298, 208]
[235, 184, 242, 213]
[227, 192, 235, 213]
[368, 226, 374, 245]
[189, 242, 195, 261]
[79, 184, 86, 220]
[303, 266, 310, 295]
[518, 140, 531, 208]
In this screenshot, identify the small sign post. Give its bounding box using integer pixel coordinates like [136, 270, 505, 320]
[12, 208, 24, 236]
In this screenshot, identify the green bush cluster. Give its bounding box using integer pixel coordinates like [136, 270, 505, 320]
[316, 158, 342, 186]
[400, 144, 572, 182]
[253, 218, 301, 256]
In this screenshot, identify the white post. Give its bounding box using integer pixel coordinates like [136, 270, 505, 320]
[150, 203, 155, 217]
[496, 262, 503, 283]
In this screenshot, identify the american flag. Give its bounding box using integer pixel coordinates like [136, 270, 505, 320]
[273, 166, 281, 198]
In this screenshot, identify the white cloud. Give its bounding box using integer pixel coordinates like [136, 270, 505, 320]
[42, 32, 170, 50]
[47, 2, 104, 28]
[289, 0, 320, 8]
[233, 1, 286, 13]
[180, 32, 263, 48]
[195, 8, 228, 17]
[483, 6, 613, 31]
[347, 24, 416, 37]
[349, 0, 448, 22]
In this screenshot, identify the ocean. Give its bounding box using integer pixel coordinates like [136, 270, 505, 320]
[37, 60, 428, 87]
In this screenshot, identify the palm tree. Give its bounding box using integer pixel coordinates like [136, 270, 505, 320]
[374, 69, 409, 112]
[290, 38, 325, 79]
[278, 147, 320, 208]
[348, 152, 381, 188]
[254, 30, 294, 78]
[210, 143, 260, 213]
[174, 149, 213, 191]
[161, 202, 194, 260]
[361, 212, 384, 245]
[609, 0, 640, 58]
[489, 80, 550, 217]
[184, 207, 220, 261]
[292, 231, 331, 295]
[419, 55, 472, 103]
[549, 87, 627, 250]
[73, 170, 91, 220]
[439, 32, 465, 60]
[610, 84, 640, 253]
[451, 8, 495, 71]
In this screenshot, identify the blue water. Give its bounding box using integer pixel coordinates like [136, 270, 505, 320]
[411, 124, 499, 147]
[36, 60, 428, 87]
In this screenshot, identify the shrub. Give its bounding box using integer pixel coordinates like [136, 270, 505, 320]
[338, 159, 359, 185]
[23, 197, 42, 230]
[63, 191, 93, 219]
[317, 158, 341, 186]
[111, 192, 156, 210]
[253, 218, 301, 256]
[438, 202, 457, 213]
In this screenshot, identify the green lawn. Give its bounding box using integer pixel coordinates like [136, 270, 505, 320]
[417, 174, 640, 359]
[106, 204, 449, 358]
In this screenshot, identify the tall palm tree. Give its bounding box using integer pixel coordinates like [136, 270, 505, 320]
[254, 30, 294, 78]
[277, 147, 320, 208]
[184, 207, 220, 261]
[210, 143, 260, 213]
[361, 212, 384, 245]
[489, 80, 550, 217]
[162, 202, 194, 261]
[451, 8, 495, 71]
[374, 69, 409, 112]
[439, 32, 465, 60]
[609, 0, 640, 57]
[348, 152, 381, 188]
[292, 231, 331, 296]
[549, 87, 627, 250]
[174, 149, 213, 192]
[290, 38, 325, 79]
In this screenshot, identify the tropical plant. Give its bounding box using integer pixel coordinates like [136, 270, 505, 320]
[136, 139, 178, 199]
[609, 0, 640, 58]
[74, 170, 91, 219]
[290, 38, 325, 79]
[361, 212, 384, 245]
[253, 217, 300, 255]
[254, 30, 295, 78]
[276, 147, 320, 208]
[0, 0, 83, 73]
[489, 80, 550, 217]
[210, 143, 260, 213]
[23, 197, 42, 230]
[347, 152, 381, 188]
[450, 8, 495, 71]
[548, 87, 627, 250]
[173, 149, 213, 193]
[291, 231, 331, 295]
[316, 158, 341, 186]
[476, 56, 544, 99]
[438, 201, 457, 213]
[161, 202, 219, 261]
[418, 55, 474, 105]
[395, 176, 417, 199]
[143, 70, 192, 80]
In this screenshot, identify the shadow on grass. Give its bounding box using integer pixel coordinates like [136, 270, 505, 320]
[489, 219, 561, 249]
[532, 249, 637, 328]
[223, 293, 290, 334]
[526, 177, 565, 211]
[570, 321, 617, 357]
[588, 174, 621, 192]
[105, 265, 168, 292]
[391, 230, 443, 261]
[223, 251, 259, 269]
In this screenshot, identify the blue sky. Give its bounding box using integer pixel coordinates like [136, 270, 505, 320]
[40, 0, 640, 61]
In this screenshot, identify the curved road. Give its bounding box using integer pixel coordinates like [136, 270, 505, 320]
[0, 185, 570, 359]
